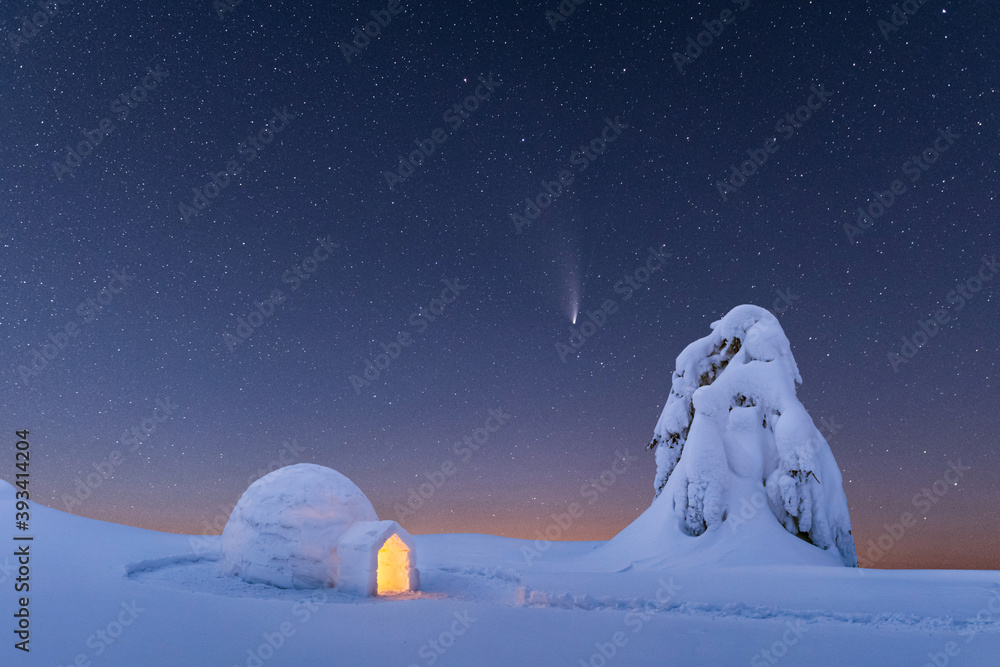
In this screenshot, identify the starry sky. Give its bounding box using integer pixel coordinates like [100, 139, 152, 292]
[1, 0, 997, 569]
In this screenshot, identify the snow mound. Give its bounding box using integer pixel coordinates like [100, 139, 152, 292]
[221, 463, 378, 588]
[595, 305, 857, 569]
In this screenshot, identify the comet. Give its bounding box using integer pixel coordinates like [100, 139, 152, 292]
[564, 250, 581, 325]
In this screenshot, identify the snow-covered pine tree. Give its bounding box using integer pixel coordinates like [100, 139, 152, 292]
[646, 305, 857, 567]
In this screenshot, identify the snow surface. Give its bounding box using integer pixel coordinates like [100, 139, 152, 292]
[630, 305, 857, 567]
[3, 483, 999, 667]
[221, 463, 378, 589]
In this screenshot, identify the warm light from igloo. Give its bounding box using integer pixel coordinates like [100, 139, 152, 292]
[377, 534, 411, 595]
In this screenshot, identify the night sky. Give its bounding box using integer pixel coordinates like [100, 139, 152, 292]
[2, 0, 997, 570]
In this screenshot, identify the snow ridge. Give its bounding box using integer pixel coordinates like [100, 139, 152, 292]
[519, 586, 1000, 633]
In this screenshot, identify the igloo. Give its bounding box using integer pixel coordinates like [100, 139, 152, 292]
[220, 463, 419, 595]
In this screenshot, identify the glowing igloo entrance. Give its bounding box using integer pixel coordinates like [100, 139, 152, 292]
[338, 521, 420, 596]
[378, 534, 415, 594]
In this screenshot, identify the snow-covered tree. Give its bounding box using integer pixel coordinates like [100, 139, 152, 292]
[645, 305, 857, 567]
